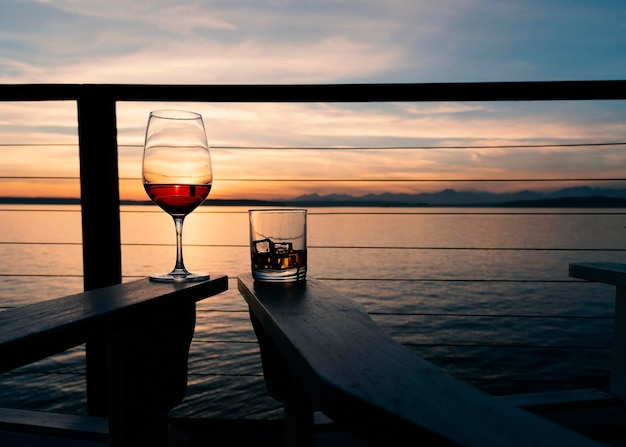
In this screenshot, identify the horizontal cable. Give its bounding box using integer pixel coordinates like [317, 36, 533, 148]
[311, 246, 626, 251]
[0, 273, 584, 283]
[0, 176, 80, 180]
[193, 310, 614, 320]
[303, 211, 626, 215]
[0, 241, 82, 245]
[3, 175, 626, 183]
[197, 308, 249, 313]
[2, 371, 85, 376]
[469, 377, 603, 384]
[0, 144, 78, 147]
[0, 306, 610, 323]
[2, 208, 626, 216]
[203, 142, 626, 150]
[186, 372, 264, 378]
[0, 305, 609, 321]
[369, 312, 612, 319]
[194, 309, 612, 320]
[192, 340, 608, 351]
[402, 342, 609, 349]
[214, 177, 626, 182]
[1, 241, 625, 251]
[3, 141, 626, 150]
[0, 273, 83, 278]
[2, 370, 265, 378]
[317, 278, 578, 283]
[0, 207, 81, 212]
[194, 308, 610, 320]
[129, 209, 626, 216]
[192, 339, 259, 344]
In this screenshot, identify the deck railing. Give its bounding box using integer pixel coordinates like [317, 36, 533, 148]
[3, 80, 626, 289]
[1, 81, 626, 417]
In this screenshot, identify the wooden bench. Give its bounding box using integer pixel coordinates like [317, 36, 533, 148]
[238, 273, 609, 446]
[0, 274, 228, 447]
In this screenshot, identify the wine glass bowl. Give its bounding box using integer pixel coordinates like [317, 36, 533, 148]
[142, 110, 212, 282]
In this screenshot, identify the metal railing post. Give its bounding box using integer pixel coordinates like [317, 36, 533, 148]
[77, 87, 122, 416]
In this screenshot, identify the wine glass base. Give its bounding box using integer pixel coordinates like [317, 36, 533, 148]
[149, 272, 210, 283]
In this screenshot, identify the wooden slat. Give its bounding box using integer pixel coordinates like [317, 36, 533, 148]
[238, 274, 603, 446]
[0, 408, 108, 441]
[0, 275, 228, 373]
[501, 388, 616, 409]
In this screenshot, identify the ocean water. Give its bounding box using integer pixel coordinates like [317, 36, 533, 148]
[0, 205, 624, 420]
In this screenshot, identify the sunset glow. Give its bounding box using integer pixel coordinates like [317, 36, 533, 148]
[1, 1, 626, 201]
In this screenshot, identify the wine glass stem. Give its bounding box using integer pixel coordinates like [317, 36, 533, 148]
[172, 216, 189, 275]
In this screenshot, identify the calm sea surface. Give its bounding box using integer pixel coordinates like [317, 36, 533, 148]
[1, 204, 625, 419]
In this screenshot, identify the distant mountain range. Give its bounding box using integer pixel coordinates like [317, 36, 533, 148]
[284, 186, 626, 207]
[3, 186, 626, 207]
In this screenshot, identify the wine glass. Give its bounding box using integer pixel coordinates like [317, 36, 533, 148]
[142, 109, 212, 282]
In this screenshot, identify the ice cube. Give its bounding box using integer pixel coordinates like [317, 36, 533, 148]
[273, 242, 293, 254]
[253, 238, 271, 254]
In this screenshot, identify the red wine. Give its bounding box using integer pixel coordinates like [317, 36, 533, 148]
[144, 184, 211, 216]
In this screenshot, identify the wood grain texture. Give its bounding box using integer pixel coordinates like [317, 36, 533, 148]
[238, 274, 603, 446]
[0, 408, 108, 440]
[0, 275, 228, 373]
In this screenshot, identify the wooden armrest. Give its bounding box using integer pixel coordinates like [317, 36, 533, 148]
[0, 275, 228, 373]
[0, 275, 228, 447]
[569, 262, 626, 404]
[0, 408, 108, 442]
[238, 274, 601, 447]
[569, 262, 626, 287]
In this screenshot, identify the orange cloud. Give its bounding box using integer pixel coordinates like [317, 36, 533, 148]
[2, 100, 626, 200]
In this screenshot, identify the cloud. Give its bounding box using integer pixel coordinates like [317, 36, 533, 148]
[4, 0, 626, 85]
[95, 37, 391, 80]
[2, 0, 626, 199]
[1, 0, 486, 84]
[49, 0, 239, 33]
[114, 99, 626, 199]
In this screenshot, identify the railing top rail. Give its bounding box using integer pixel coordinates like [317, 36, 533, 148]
[1, 80, 626, 102]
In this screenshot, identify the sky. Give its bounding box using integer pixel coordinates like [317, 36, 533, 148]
[1, 0, 626, 201]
